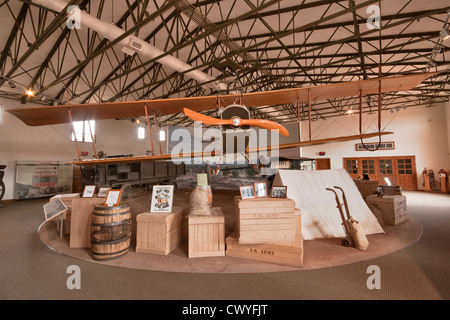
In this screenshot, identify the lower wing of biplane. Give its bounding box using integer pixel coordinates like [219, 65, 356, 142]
[5, 72, 436, 166]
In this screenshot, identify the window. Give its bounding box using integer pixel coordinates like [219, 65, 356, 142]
[71, 120, 95, 143]
[398, 158, 413, 175]
[379, 159, 393, 175]
[138, 126, 145, 140]
[159, 129, 166, 142]
[362, 159, 375, 174]
[345, 159, 358, 174]
[355, 141, 395, 151]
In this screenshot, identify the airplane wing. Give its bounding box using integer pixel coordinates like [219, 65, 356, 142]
[248, 131, 394, 153]
[5, 72, 436, 126]
[67, 151, 222, 166]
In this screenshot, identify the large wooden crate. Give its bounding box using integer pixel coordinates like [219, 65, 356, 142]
[136, 206, 188, 255]
[353, 179, 379, 199]
[188, 207, 225, 258]
[366, 195, 408, 225]
[234, 196, 296, 244]
[226, 210, 303, 268]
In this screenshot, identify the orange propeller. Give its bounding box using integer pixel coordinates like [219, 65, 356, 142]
[183, 108, 289, 137]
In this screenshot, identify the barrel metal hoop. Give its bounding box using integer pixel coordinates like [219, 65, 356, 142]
[91, 235, 131, 245]
[91, 247, 129, 257]
[91, 219, 132, 227]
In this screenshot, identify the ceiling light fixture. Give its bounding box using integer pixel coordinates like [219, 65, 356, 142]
[25, 89, 34, 96]
[427, 59, 438, 68]
[440, 27, 450, 41]
[432, 45, 443, 54]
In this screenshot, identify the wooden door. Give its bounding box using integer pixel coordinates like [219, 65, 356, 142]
[378, 158, 397, 186]
[343, 156, 417, 191]
[315, 158, 331, 170]
[395, 157, 417, 190]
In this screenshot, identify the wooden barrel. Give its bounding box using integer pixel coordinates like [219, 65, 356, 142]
[198, 185, 212, 207]
[90, 204, 131, 261]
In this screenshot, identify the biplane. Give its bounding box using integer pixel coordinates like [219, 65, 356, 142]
[5, 72, 436, 168]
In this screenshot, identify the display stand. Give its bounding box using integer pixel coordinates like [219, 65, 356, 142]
[234, 196, 296, 244]
[366, 195, 408, 225]
[69, 197, 104, 248]
[136, 206, 188, 255]
[49, 193, 80, 237]
[188, 207, 225, 258]
[226, 209, 303, 268]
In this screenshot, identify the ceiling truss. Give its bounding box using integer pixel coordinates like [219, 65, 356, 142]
[0, 0, 449, 129]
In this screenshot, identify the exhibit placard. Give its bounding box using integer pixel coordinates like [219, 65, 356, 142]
[43, 198, 67, 221]
[150, 185, 174, 213]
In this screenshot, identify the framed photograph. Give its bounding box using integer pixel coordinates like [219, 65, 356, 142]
[270, 186, 287, 198]
[104, 190, 122, 207]
[82, 185, 96, 198]
[97, 187, 111, 198]
[240, 185, 255, 199]
[254, 182, 268, 198]
[150, 185, 174, 213]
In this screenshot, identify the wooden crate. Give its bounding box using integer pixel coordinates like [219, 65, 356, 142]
[226, 210, 303, 268]
[136, 206, 188, 255]
[234, 196, 296, 244]
[188, 207, 225, 258]
[353, 179, 379, 199]
[366, 195, 408, 226]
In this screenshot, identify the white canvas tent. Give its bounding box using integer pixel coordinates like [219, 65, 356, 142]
[273, 169, 384, 240]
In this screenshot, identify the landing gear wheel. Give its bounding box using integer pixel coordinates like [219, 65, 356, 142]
[0, 181, 5, 201]
[120, 184, 132, 201]
[341, 238, 352, 247]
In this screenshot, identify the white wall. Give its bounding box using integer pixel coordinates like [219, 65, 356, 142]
[300, 102, 450, 189]
[446, 101, 450, 166]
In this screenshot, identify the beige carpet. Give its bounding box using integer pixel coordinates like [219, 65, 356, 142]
[38, 189, 422, 273]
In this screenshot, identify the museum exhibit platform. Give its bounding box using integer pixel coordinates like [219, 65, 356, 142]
[38, 189, 422, 274]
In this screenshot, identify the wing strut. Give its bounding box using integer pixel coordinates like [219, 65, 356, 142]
[87, 119, 98, 158]
[144, 104, 155, 155]
[308, 89, 312, 141]
[297, 98, 301, 143]
[153, 112, 162, 155]
[378, 79, 382, 132]
[359, 89, 363, 135]
[67, 108, 81, 161]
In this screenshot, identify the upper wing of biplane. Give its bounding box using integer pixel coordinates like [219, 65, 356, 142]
[5, 72, 436, 126]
